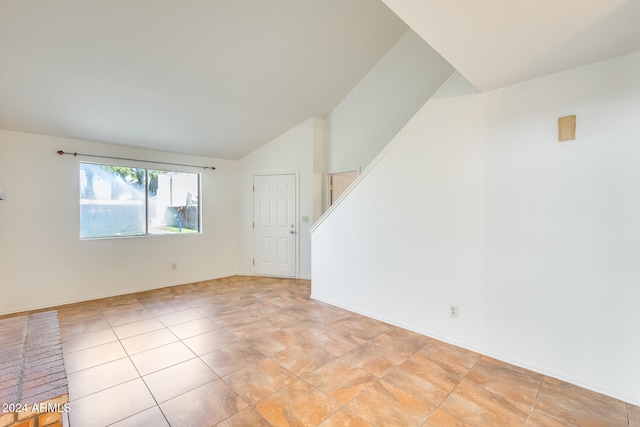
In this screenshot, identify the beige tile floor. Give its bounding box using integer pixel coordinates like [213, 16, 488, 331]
[13, 276, 640, 426]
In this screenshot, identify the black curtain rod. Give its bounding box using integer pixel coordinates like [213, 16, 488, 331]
[56, 150, 215, 170]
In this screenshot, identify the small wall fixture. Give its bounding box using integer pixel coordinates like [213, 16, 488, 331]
[0, 186, 6, 200]
[558, 115, 576, 142]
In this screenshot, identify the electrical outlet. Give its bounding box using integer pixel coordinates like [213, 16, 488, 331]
[171, 263, 177, 270]
[449, 304, 459, 318]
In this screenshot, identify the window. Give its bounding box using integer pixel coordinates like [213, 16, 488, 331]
[80, 163, 200, 239]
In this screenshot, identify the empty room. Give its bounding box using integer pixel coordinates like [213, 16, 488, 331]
[1, 1, 639, 426]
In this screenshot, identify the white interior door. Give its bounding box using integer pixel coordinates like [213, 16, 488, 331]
[253, 174, 297, 277]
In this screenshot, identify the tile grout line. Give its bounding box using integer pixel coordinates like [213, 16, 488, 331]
[524, 375, 546, 426]
[27, 276, 634, 426]
[430, 351, 483, 423]
[13, 316, 30, 404]
[68, 301, 158, 426]
[109, 296, 172, 427]
[135, 296, 239, 427]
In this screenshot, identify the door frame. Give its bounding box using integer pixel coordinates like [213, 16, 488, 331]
[324, 169, 360, 211]
[251, 172, 299, 278]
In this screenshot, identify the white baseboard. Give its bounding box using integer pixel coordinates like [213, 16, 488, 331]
[0, 272, 237, 317]
[310, 294, 640, 406]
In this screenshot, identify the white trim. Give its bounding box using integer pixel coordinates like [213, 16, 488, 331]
[310, 293, 640, 406]
[0, 273, 237, 317]
[310, 71, 460, 234]
[323, 169, 360, 212]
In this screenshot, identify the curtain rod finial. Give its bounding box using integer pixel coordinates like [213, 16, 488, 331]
[57, 150, 64, 155]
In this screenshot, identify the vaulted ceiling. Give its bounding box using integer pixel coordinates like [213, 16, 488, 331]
[2, 1, 640, 159]
[0, 0, 407, 159]
[383, 0, 640, 91]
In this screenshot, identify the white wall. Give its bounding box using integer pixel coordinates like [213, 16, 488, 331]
[237, 118, 325, 279]
[327, 30, 453, 173]
[0, 130, 238, 315]
[311, 52, 640, 405]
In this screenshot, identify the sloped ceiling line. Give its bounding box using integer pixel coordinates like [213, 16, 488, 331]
[381, 0, 640, 91]
[0, 0, 408, 159]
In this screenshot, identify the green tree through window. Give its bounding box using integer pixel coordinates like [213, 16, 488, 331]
[80, 163, 200, 238]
